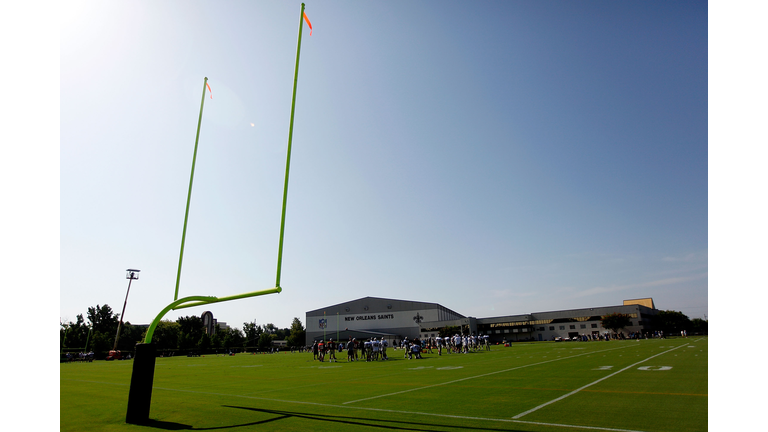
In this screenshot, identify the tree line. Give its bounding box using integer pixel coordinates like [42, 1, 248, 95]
[601, 310, 708, 335]
[60, 304, 306, 359]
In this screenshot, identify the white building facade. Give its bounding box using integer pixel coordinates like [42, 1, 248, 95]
[308, 297, 659, 345]
[305, 296, 464, 345]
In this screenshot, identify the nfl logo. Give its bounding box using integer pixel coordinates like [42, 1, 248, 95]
[319, 319, 327, 329]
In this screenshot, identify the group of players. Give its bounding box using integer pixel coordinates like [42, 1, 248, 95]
[311, 333, 491, 362]
[312, 337, 390, 362]
[405, 334, 491, 356]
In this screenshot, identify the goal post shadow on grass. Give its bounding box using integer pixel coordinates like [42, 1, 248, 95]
[126, 3, 311, 425]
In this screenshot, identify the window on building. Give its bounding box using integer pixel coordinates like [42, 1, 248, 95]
[559, 326, 565, 330]
[580, 324, 586, 329]
[591, 324, 598, 328]
[569, 325, 575, 329]
[549, 326, 555, 331]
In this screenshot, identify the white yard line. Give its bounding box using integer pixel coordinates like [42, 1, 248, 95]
[342, 345, 630, 405]
[152, 385, 648, 432]
[512, 343, 688, 419]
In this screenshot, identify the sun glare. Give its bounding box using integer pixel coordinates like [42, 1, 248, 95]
[60, 0, 91, 28]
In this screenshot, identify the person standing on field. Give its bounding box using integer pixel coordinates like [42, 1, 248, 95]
[382, 338, 388, 360]
[347, 337, 355, 362]
[372, 338, 380, 361]
[328, 338, 337, 362]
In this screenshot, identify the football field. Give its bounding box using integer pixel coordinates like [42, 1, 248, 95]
[60, 337, 707, 431]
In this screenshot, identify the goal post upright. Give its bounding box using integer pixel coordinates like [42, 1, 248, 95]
[126, 4, 312, 424]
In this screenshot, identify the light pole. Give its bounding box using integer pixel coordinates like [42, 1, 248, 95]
[61, 321, 69, 354]
[85, 324, 92, 353]
[114, 269, 140, 351]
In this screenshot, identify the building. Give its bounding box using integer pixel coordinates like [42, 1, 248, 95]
[465, 299, 657, 343]
[308, 297, 659, 345]
[305, 296, 464, 346]
[201, 311, 229, 335]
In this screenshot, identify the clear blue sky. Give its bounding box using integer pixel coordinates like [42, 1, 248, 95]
[57, 0, 708, 330]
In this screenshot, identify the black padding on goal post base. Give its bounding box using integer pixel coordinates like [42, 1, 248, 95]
[126, 343, 156, 424]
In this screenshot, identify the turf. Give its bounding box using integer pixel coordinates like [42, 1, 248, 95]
[60, 337, 707, 431]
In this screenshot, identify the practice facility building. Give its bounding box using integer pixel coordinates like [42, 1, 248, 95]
[305, 296, 465, 346]
[419, 298, 658, 342]
[306, 297, 659, 345]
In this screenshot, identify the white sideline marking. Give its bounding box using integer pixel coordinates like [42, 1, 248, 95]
[512, 343, 688, 419]
[151, 386, 648, 432]
[62, 379, 128, 386]
[342, 345, 630, 405]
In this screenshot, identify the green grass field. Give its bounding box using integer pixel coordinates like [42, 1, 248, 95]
[60, 337, 707, 431]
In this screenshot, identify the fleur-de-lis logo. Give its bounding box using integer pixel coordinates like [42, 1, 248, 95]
[413, 313, 423, 324]
[319, 319, 327, 329]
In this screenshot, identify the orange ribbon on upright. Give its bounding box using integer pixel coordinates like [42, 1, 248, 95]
[206, 82, 212, 99]
[303, 11, 312, 36]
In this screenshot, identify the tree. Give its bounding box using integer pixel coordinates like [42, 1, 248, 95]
[90, 330, 116, 357]
[690, 318, 708, 335]
[242, 321, 262, 348]
[222, 327, 245, 351]
[274, 327, 290, 341]
[651, 310, 691, 336]
[116, 322, 145, 351]
[286, 317, 306, 348]
[210, 324, 223, 350]
[198, 332, 211, 352]
[61, 314, 90, 351]
[177, 315, 205, 350]
[600, 313, 632, 334]
[258, 332, 275, 351]
[150, 320, 181, 351]
[85, 304, 120, 357]
[87, 304, 119, 335]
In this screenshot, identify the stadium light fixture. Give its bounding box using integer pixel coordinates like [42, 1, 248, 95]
[114, 269, 140, 350]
